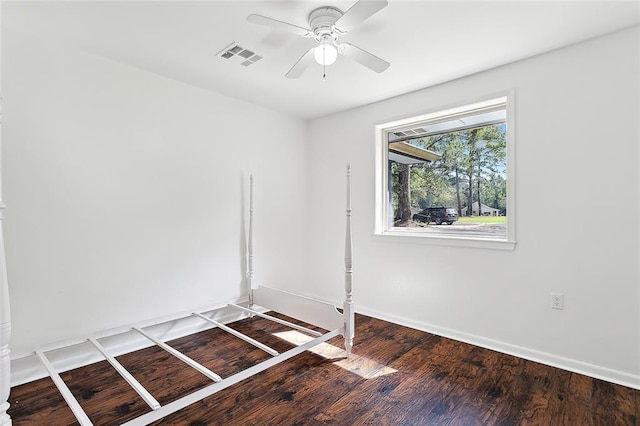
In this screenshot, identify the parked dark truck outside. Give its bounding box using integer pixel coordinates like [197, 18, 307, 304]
[412, 207, 458, 225]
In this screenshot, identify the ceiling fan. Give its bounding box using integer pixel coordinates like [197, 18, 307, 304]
[247, 0, 390, 79]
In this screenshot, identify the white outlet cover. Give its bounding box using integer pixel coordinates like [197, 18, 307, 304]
[551, 293, 564, 310]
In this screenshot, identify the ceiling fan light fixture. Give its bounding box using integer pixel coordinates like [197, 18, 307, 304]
[314, 41, 337, 66]
[247, 0, 390, 78]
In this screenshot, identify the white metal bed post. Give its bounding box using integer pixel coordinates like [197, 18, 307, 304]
[0, 71, 11, 426]
[0, 204, 11, 425]
[0, 8, 12, 420]
[344, 164, 354, 357]
[247, 175, 255, 308]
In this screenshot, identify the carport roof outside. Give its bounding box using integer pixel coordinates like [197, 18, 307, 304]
[389, 141, 441, 165]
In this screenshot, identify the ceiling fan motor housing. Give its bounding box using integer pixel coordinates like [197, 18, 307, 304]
[246, 0, 390, 78]
[308, 6, 343, 41]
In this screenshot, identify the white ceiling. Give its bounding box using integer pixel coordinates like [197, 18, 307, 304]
[3, 1, 639, 120]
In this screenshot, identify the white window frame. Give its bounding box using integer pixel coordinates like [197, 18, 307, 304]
[374, 91, 516, 250]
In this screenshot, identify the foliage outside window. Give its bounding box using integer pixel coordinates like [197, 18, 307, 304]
[375, 95, 515, 249]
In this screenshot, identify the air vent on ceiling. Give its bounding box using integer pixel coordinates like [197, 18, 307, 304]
[216, 42, 262, 67]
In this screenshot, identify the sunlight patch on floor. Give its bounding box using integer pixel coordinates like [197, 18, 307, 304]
[273, 330, 397, 379]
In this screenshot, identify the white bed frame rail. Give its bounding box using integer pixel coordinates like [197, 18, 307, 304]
[0, 165, 354, 425]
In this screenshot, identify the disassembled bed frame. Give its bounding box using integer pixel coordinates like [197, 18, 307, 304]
[0, 165, 354, 426]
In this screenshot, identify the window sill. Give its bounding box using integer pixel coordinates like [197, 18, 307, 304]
[373, 230, 516, 250]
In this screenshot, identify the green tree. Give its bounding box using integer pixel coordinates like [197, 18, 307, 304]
[389, 123, 506, 224]
[483, 173, 507, 214]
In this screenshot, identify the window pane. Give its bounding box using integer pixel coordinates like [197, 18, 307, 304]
[387, 112, 507, 240]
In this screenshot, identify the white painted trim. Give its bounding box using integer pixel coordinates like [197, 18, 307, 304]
[299, 292, 639, 390]
[356, 304, 640, 391]
[372, 232, 516, 250]
[504, 89, 517, 244]
[378, 96, 508, 132]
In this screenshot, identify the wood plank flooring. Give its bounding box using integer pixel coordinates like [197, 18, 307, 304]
[8, 314, 639, 425]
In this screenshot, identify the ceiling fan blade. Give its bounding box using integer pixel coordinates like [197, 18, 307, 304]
[247, 14, 311, 37]
[335, 0, 388, 32]
[339, 43, 390, 73]
[286, 49, 316, 78]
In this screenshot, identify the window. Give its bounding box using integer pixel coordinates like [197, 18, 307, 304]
[374, 94, 515, 249]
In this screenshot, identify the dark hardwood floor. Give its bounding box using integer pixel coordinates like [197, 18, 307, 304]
[8, 313, 639, 425]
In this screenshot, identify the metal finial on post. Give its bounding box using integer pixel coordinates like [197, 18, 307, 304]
[247, 175, 255, 308]
[343, 164, 354, 357]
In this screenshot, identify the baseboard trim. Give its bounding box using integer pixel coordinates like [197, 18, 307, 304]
[302, 291, 639, 391]
[355, 304, 640, 391]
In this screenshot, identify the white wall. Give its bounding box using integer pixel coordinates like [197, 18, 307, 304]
[306, 27, 640, 388]
[3, 29, 308, 358]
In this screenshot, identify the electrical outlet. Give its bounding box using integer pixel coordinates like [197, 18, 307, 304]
[551, 293, 564, 310]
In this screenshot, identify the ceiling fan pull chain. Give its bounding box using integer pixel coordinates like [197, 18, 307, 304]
[323, 49, 327, 81]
